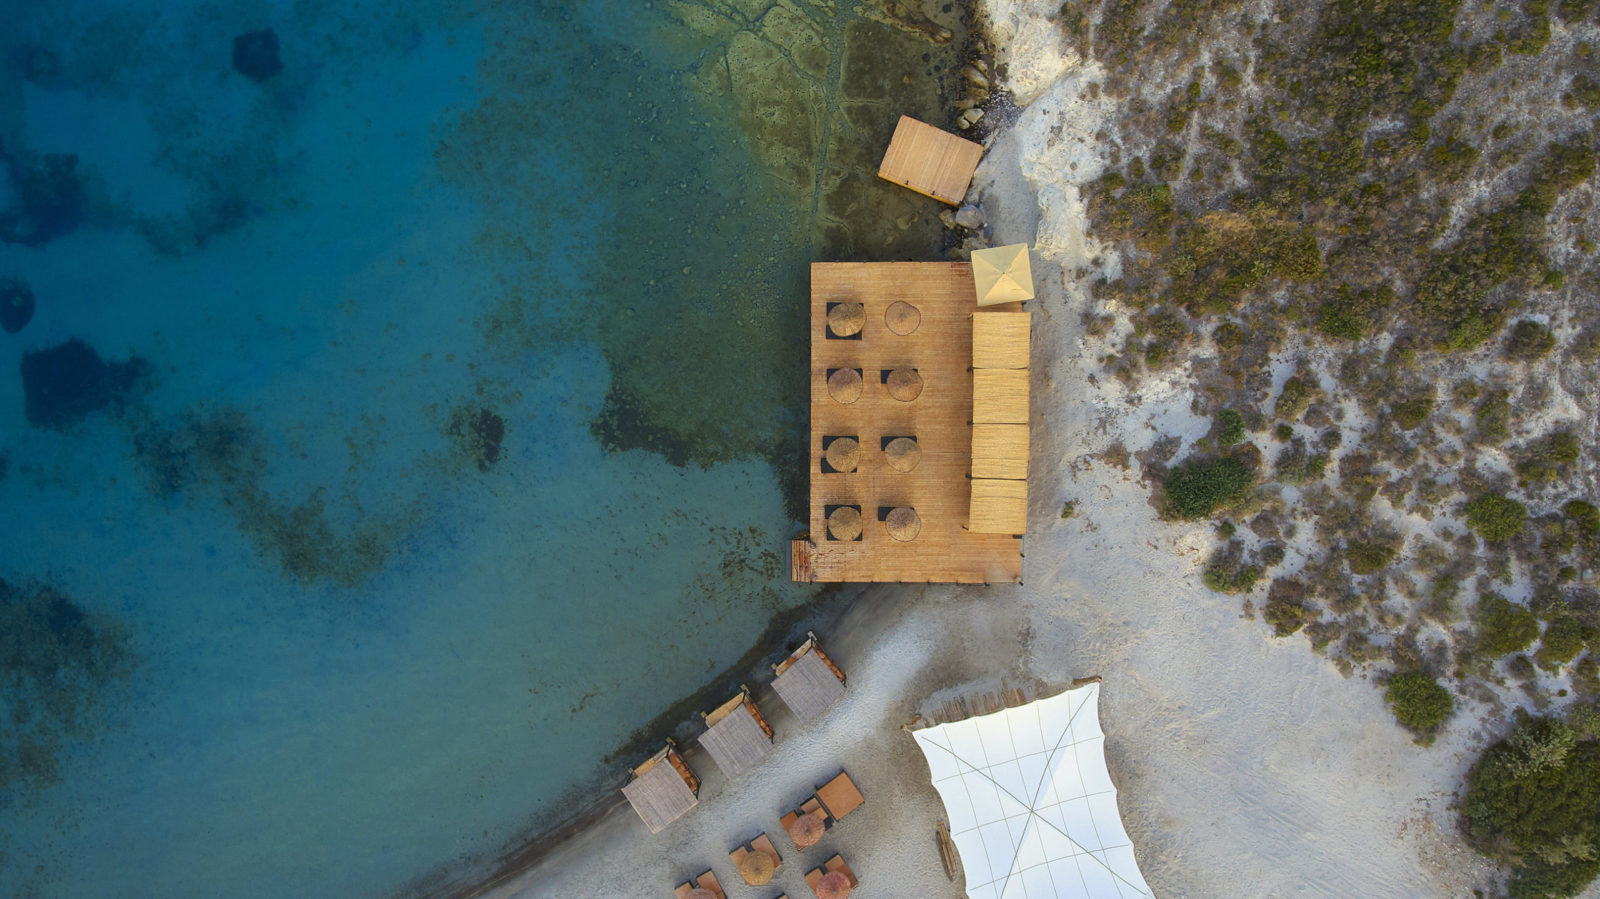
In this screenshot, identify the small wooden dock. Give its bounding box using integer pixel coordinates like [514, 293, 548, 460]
[793, 262, 1022, 583]
[877, 115, 984, 206]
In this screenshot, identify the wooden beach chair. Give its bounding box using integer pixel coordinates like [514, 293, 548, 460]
[673, 868, 725, 899]
[729, 832, 783, 885]
[804, 854, 858, 897]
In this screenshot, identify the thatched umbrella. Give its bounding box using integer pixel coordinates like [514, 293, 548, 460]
[884, 300, 921, 335]
[816, 871, 853, 899]
[827, 367, 863, 405]
[827, 302, 866, 337]
[885, 367, 923, 402]
[886, 506, 922, 542]
[827, 506, 863, 541]
[884, 437, 921, 472]
[738, 849, 776, 885]
[824, 436, 860, 473]
[788, 811, 825, 847]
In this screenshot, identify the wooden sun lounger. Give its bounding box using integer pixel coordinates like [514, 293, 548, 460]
[673, 869, 725, 899]
[804, 854, 858, 895]
[729, 832, 783, 883]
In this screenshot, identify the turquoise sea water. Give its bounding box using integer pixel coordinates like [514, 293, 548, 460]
[0, 1, 964, 895]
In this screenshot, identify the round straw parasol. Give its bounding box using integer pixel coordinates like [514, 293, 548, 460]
[885, 367, 923, 402]
[884, 301, 921, 335]
[827, 302, 866, 337]
[788, 811, 825, 847]
[886, 506, 922, 542]
[816, 871, 853, 899]
[827, 368, 863, 405]
[827, 506, 863, 541]
[824, 436, 860, 473]
[685, 890, 718, 899]
[738, 849, 777, 885]
[883, 437, 921, 473]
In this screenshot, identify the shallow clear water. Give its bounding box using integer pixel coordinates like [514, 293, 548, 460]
[0, 1, 965, 895]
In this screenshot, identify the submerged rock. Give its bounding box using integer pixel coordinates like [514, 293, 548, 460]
[1, 276, 34, 333]
[232, 28, 283, 83]
[19, 338, 148, 430]
[0, 151, 86, 247]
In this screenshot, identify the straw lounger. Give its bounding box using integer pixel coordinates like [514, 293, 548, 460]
[673, 869, 725, 899]
[804, 854, 858, 895]
[729, 832, 783, 884]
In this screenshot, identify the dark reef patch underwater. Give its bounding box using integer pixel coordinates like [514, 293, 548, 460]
[20, 338, 149, 430]
[0, 276, 34, 333]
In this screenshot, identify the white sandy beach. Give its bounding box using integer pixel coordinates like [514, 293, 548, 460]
[489, 4, 1505, 897]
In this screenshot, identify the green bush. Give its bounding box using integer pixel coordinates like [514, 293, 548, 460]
[1163, 456, 1255, 520]
[1477, 593, 1541, 656]
[1263, 578, 1314, 636]
[1518, 432, 1581, 483]
[1391, 394, 1435, 430]
[1385, 671, 1454, 738]
[1537, 616, 1591, 670]
[1564, 500, 1600, 537]
[1216, 408, 1246, 447]
[1506, 319, 1557, 361]
[1476, 390, 1513, 444]
[1462, 716, 1600, 898]
[1275, 375, 1314, 421]
[1564, 74, 1600, 108]
[1467, 493, 1529, 542]
[1316, 286, 1393, 340]
[1202, 552, 1261, 594]
[1346, 539, 1399, 575]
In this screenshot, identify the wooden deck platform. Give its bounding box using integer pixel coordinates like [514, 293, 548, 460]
[697, 690, 773, 778]
[794, 262, 1021, 583]
[621, 745, 699, 834]
[877, 115, 983, 206]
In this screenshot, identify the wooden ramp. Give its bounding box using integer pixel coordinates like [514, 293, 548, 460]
[795, 262, 1022, 583]
[877, 115, 983, 206]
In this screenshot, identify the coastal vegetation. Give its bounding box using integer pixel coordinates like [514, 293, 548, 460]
[1066, 0, 1600, 889]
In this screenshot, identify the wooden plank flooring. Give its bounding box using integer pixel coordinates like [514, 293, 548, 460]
[795, 262, 1021, 583]
[876, 116, 983, 207]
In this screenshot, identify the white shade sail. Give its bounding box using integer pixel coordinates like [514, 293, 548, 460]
[911, 683, 1152, 899]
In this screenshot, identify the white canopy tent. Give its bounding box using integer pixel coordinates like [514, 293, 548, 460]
[910, 683, 1152, 899]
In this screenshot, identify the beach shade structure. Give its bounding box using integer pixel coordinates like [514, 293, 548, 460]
[971, 312, 1032, 369]
[972, 369, 1029, 424]
[805, 855, 859, 899]
[788, 811, 825, 847]
[885, 506, 922, 542]
[972, 244, 1035, 307]
[738, 848, 776, 885]
[827, 506, 863, 542]
[824, 436, 860, 473]
[885, 367, 923, 402]
[771, 632, 846, 722]
[883, 436, 922, 473]
[827, 368, 863, 405]
[969, 479, 1028, 535]
[622, 743, 700, 834]
[827, 302, 866, 337]
[878, 114, 984, 206]
[730, 832, 784, 886]
[697, 687, 775, 779]
[884, 300, 922, 335]
[909, 682, 1153, 899]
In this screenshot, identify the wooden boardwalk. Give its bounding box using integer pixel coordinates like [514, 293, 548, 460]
[792, 262, 1021, 583]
